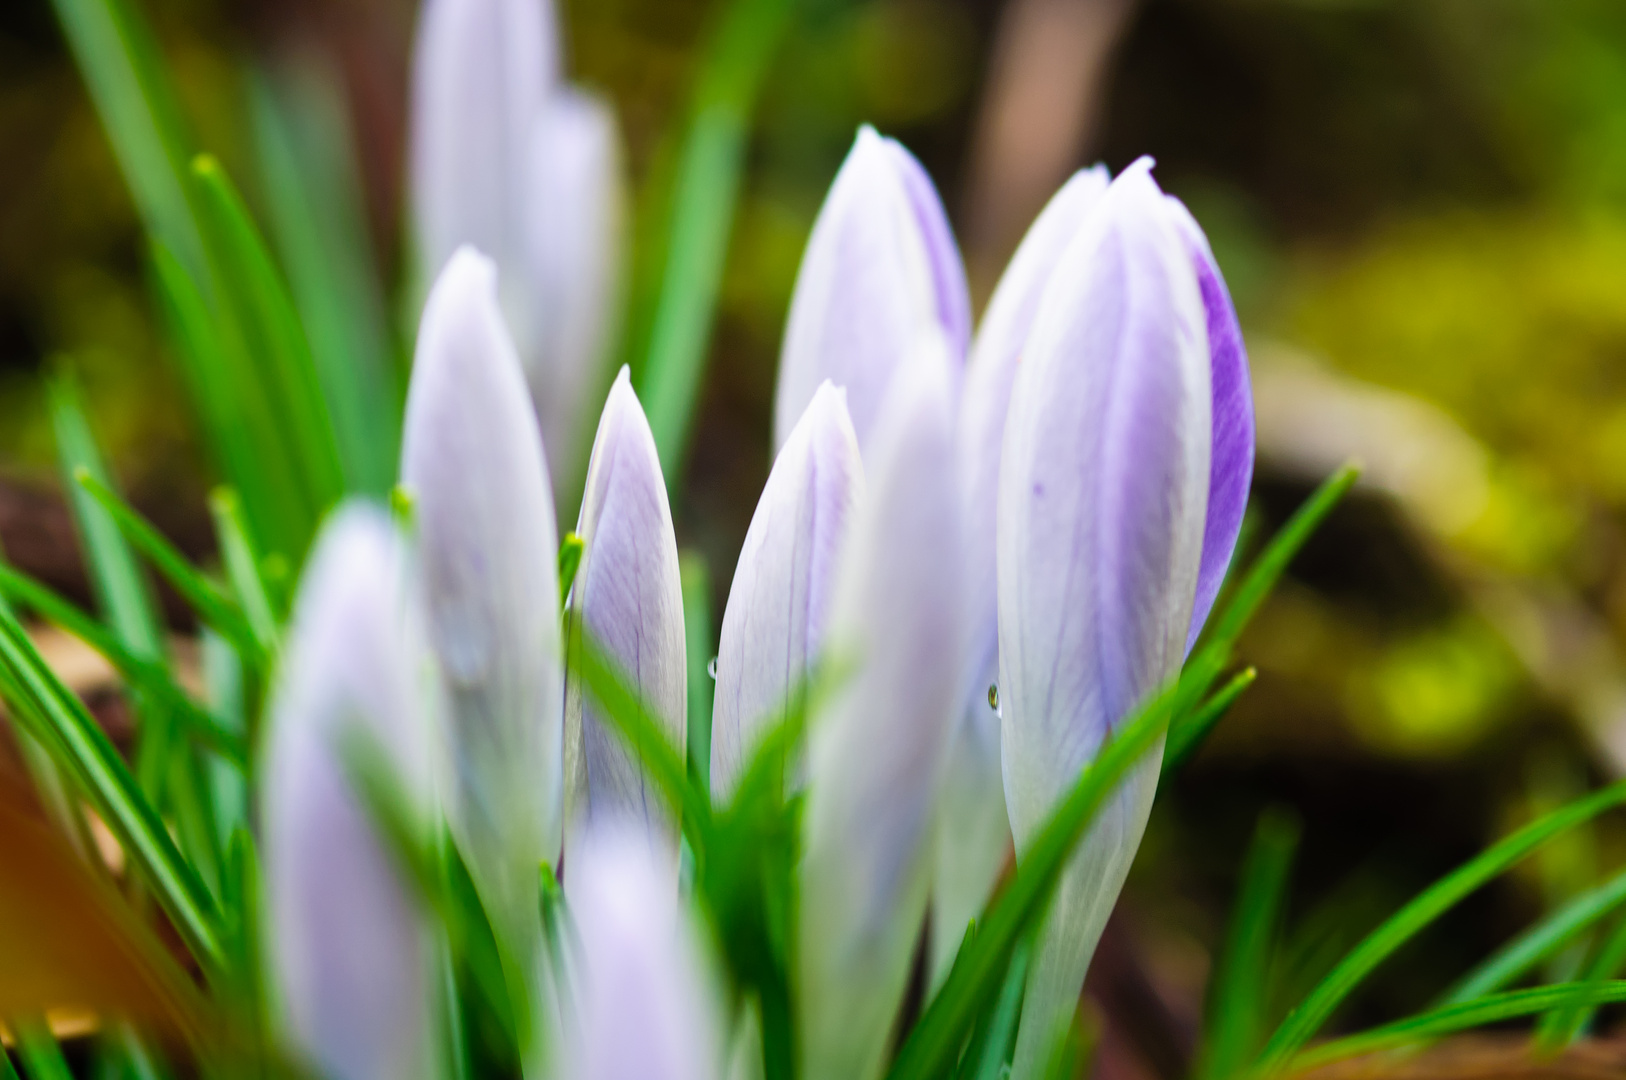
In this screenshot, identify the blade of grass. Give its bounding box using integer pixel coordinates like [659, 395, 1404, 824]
[0, 562, 245, 765]
[1537, 909, 1626, 1047]
[1163, 666, 1256, 777]
[636, 0, 797, 480]
[681, 550, 714, 800]
[888, 677, 1178, 1080]
[1253, 781, 1626, 1074]
[1288, 981, 1626, 1072]
[1439, 864, 1626, 1005]
[965, 940, 1031, 1080]
[0, 603, 220, 970]
[209, 488, 280, 654]
[1198, 808, 1301, 1080]
[190, 155, 344, 531]
[75, 469, 261, 664]
[249, 65, 400, 496]
[14, 1017, 73, 1080]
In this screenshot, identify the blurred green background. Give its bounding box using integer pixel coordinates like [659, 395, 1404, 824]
[8, 0, 1626, 1072]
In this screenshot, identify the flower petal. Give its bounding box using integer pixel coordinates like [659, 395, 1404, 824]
[400, 246, 563, 949]
[772, 126, 970, 452]
[996, 161, 1211, 1077]
[262, 505, 434, 1080]
[798, 334, 968, 1080]
[564, 368, 687, 847]
[711, 381, 863, 800]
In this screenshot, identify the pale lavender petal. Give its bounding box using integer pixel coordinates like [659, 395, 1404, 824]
[410, 0, 555, 299]
[525, 88, 625, 509]
[799, 335, 968, 1080]
[996, 163, 1211, 1078]
[400, 247, 563, 950]
[1165, 197, 1255, 651]
[564, 368, 687, 848]
[711, 381, 863, 800]
[562, 822, 723, 1080]
[773, 126, 969, 452]
[262, 505, 433, 1080]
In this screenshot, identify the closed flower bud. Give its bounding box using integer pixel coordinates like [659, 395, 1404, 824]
[799, 335, 968, 1080]
[400, 247, 563, 952]
[773, 126, 970, 453]
[711, 380, 863, 800]
[564, 368, 687, 847]
[996, 161, 1213, 1078]
[262, 505, 433, 1080]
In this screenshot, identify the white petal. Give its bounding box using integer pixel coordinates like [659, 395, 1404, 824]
[798, 334, 968, 1080]
[262, 505, 434, 1080]
[400, 247, 563, 950]
[564, 368, 687, 849]
[710, 381, 863, 800]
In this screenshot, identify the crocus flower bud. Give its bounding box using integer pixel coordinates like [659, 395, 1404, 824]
[262, 505, 433, 1080]
[411, 0, 555, 297]
[933, 166, 1110, 984]
[710, 381, 863, 800]
[997, 161, 1213, 1078]
[558, 822, 723, 1080]
[525, 89, 624, 505]
[772, 126, 971, 453]
[564, 368, 686, 846]
[400, 247, 563, 953]
[798, 335, 968, 1080]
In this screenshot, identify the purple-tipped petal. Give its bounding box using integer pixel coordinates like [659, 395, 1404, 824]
[560, 822, 723, 1080]
[772, 126, 971, 452]
[1165, 198, 1255, 651]
[996, 164, 1212, 1078]
[400, 247, 563, 951]
[262, 506, 433, 1080]
[711, 381, 863, 800]
[799, 335, 968, 1080]
[525, 88, 625, 509]
[564, 368, 687, 847]
[410, 0, 555, 297]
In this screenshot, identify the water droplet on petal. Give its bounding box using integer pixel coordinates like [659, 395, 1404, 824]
[707, 656, 719, 680]
[987, 683, 1000, 717]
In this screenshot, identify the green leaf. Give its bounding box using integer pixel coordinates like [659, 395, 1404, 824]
[209, 487, 281, 656]
[1163, 666, 1256, 777]
[0, 600, 220, 970]
[190, 155, 345, 538]
[1198, 808, 1301, 1080]
[1536, 908, 1626, 1047]
[681, 550, 715, 800]
[963, 940, 1030, 1080]
[1288, 981, 1626, 1072]
[0, 562, 246, 767]
[1439, 864, 1626, 1005]
[558, 532, 584, 602]
[14, 1017, 74, 1080]
[1253, 780, 1626, 1074]
[249, 65, 401, 496]
[75, 468, 263, 666]
[635, 0, 798, 480]
[888, 677, 1179, 1080]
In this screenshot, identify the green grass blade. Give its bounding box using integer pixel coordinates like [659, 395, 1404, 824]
[190, 155, 345, 529]
[14, 1017, 74, 1080]
[1288, 981, 1626, 1072]
[1253, 781, 1626, 1074]
[558, 532, 584, 603]
[1537, 909, 1626, 1047]
[1439, 864, 1626, 1005]
[636, 0, 797, 480]
[45, 0, 202, 275]
[0, 602, 220, 970]
[0, 562, 245, 766]
[967, 941, 1031, 1080]
[887, 679, 1178, 1080]
[1163, 666, 1256, 777]
[681, 550, 714, 800]
[209, 488, 280, 655]
[75, 469, 262, 664]
[1198, 808, 1301, 1080]
[249, 66, 400, 496]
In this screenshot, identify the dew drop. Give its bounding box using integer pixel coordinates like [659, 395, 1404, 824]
[707, 656, 719, 680]
[987, 683, 1000, 716]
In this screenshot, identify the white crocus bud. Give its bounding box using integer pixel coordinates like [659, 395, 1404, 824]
[710, 381, 863, 800]
[262, 505, 433, 1080]
[798, 335, 968, 1080]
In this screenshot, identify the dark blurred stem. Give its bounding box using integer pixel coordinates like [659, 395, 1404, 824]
[1084, 913, 1197, 1080]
